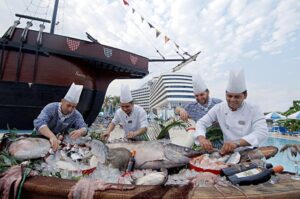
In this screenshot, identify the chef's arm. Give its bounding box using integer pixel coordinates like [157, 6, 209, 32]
[77, 127, 88, 136]
[235, 138, 251, 147]
[106, 122, 116, 135]
[39, 125, 56, 140]
[134, 127, 147, 136]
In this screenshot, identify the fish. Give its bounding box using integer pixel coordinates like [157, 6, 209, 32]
[226, 151, 241, 164]
[239, 146, 279, 163]
[90, 139, 108, 164]
[280, 144, 300, 157]
[107, 139, 204, 169]
[8, 138, 51, 161]
[89, 139, 131, 171]
[135, 172, 167, 185]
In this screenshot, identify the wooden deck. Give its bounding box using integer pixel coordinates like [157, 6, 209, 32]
[21, 174, 300, 199]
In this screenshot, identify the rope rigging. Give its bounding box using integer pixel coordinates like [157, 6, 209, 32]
[122, 0, 200, 71]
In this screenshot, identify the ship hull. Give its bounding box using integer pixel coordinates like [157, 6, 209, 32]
[0, 81, 105, 129]
[0, 28, 148, 129]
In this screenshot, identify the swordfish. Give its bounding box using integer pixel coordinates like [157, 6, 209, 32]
[106, 139, 204, 169]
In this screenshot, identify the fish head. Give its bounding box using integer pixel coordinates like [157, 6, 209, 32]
[167, 143, 204, 158]
[90, 140, 109, 164]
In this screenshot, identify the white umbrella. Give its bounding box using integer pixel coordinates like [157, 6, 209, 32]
[265, 112, 286, 120]
[287, 111, 300, 120]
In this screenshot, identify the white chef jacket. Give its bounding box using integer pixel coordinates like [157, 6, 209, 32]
[194, 101, 268, 147]
[112, 104, 148, 136]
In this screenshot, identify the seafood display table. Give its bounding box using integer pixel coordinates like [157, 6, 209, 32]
[21, 174, 300, 199]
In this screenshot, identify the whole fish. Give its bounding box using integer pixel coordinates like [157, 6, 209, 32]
[107, 139, 204, 169]
[8, 138, 50, 161]
[135, 172, 167, 185]
[89, 140, 131, 171]
[239, 146, 278, 163]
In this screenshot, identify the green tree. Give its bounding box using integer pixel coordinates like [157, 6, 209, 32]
[111, 96, 120, 113]
[101, 95, 112, 115]
[279, 100, 300, 132]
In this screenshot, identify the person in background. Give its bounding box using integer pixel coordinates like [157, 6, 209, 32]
[175, 73, 222, 122]
[34, 83, 87, 151]
[194, 69, 268, 155]
[101, 85, 148, 141]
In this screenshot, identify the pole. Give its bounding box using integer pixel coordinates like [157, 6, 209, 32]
[50, 0, 59, 34]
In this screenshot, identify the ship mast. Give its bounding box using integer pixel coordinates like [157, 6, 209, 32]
[50, 0, 59, 34]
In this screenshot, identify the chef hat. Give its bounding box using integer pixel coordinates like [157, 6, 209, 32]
[64, 83, 83, 104]
[120, 84, 133, 103]
[192, 73, 208, 94]
[226, 69, 247, 93]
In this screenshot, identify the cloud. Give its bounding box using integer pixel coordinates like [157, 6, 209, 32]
[0, 0, 299, 112]
[261, 0, 300, 53]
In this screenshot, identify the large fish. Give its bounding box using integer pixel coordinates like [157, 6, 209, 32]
[106, 139, 204, 169]
[8, 138, 51, 161]
[239, 146, 278, 162]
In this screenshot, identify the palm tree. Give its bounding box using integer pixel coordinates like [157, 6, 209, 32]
[281, 100, 300, 132]
[102, 95, 112, 116]
[111, 96, 120, 113]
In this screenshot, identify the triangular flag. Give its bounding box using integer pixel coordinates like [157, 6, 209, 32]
[132, 8, 135, 13]
[156, 29, 161, 38]
[141, 16, 144, 23]
[123, 0, 129, 6]
[174, 42, 179, 49]
[148, 22, 155, 29]
[164, 36, 170, 43]
[148, 22, 154, 28]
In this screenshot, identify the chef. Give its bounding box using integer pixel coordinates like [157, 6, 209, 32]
[194, 69, 268, 155]
[101, 85, 148, 141]
[175, 73, 222, 122]
[33, 83, 87, 150]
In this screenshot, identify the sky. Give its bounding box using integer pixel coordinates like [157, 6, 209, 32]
[0, 0, 299, 113]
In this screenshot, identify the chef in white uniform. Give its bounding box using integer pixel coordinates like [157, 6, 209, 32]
[101, 85, 148, 141]
[194, 69, 268, 155]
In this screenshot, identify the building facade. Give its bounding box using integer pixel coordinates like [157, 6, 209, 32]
[131, 73, 195, 119]
[131, 82, 151, 112]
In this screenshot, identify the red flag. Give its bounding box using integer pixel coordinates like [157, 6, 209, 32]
[164, 36, 170, 43]
[123, 0, 129, 6]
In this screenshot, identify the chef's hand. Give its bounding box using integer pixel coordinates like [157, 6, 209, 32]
[49, 136, 60, 151]
[220, 141, 238, 155]
[127, 131, 136, 139]
[179, 109, 189, 121]
[70, 130, 84, 139]
[101, 131, 110, 141]
[198, 136, 213, 151]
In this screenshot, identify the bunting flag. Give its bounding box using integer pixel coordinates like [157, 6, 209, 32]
[148, 22, 154, 29]
[156, 29, 161, 38]
[123, 0, 129, 6]
[121, 0, 186, 54]
[164, 36, 170, 43]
